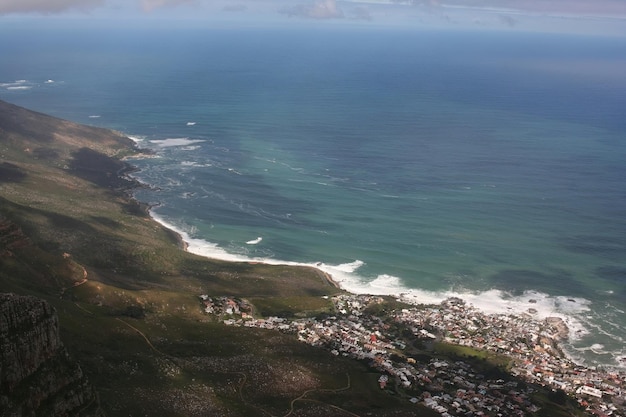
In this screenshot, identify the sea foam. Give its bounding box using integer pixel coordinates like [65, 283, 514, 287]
[127, 135, 146, 143]
[148, 207, 592, 340]
[2, 79, 34, 90]
[149, 138, 205, 148]
[134, 176, 625, 367]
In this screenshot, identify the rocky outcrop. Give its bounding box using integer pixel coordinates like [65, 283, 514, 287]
[545, 316, 570, 341]
[0, 293, 104, 417]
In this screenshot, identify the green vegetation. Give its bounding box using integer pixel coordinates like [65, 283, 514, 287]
[0, 100, 593, 416]
[249, 295, 334, 317]
[0, 100, 423, 416]
[432, 342, 508, 365]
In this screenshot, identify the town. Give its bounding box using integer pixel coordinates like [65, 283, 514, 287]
[200, 293, 625, 417]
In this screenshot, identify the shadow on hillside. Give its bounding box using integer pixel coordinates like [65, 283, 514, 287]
[0, 197, 170, 287]
[0, 198, 99, 238]
[69, 148, 138, 190]
[0, 162, 27, 183]
[90, 216, 121, 229]
[0, 109, 55, 143]
[32, 147, 60, 161]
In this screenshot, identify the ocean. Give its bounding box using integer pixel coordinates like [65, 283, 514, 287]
[1, 21, 625, 369]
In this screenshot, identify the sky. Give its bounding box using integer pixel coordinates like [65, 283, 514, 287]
[1, 0, 625, 33]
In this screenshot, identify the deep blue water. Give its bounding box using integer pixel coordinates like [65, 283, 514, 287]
[1, 22, 625, 368]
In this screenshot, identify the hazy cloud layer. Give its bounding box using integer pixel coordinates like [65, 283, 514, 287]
[440, 0, 626, 15]
[0, 0, 624, 20]
[141, 0, 197, 12]
[0, 0, 104, 14]
[0, 0, 197, 15]
[282, 0, 343, 19]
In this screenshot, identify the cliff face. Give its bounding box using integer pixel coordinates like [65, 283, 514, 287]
[0, 293, 104, 417]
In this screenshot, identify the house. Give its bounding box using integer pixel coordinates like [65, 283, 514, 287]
[378, 375, 388, 389]
[577, 385, 603, 399]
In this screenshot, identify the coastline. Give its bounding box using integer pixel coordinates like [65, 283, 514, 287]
[126, 139, 624, 373]
[143, 205, 576, 340]
[124, 139, 626, 415]
[3, 93, 623, 415]
[145, 207, 341, 293]
[142, 203, 626, 374]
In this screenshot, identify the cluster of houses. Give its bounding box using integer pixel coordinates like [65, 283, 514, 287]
[392, 297, 625, 416]
[199, 293, 625, 416]
[199, 295, 252, 316]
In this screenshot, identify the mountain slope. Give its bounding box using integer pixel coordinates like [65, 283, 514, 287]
[0, 100, 427, 416]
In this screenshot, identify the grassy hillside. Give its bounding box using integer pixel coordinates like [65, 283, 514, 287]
[0, 99, 438, 416]
[1, 100, 590, 417]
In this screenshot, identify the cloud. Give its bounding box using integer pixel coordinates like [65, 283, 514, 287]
[505, 0, 626, 14]
[141, 0, 197, 13]
[1, 0, 623, 20]
[0, 0, 198, 15]
[282, 0, 343, 19]
[433, 0, 626, 16]
[498, 14, 517, 27]
[0, 0, 104, 14]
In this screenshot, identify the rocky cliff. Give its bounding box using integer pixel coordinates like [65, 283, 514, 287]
[0, 293, 104, 417]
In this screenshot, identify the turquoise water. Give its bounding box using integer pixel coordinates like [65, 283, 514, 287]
[1, 24, 625, 368]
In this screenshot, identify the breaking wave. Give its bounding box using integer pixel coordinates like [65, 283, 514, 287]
[149, 138, 206, 147]
[142, 207, 626, 368]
